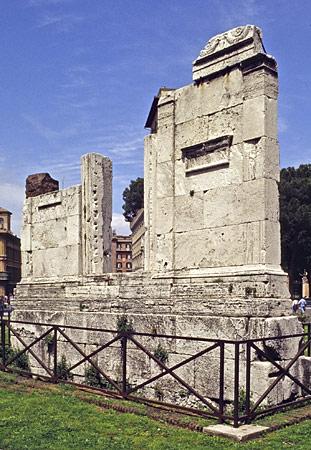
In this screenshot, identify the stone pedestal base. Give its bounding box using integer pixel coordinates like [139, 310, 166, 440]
[13, 272, 309, 408]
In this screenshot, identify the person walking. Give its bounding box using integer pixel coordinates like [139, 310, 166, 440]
[292, 298, 299, 313]
[298, 297, 307, 314]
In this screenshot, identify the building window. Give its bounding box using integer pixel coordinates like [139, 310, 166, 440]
[127, 254, 131, 260]
[0, 218, 3, 230]
[117, 262, 122, 269]
[126, 244, 131, 250]
[117, 254, 121, 259]
[126, 262, 132, 269]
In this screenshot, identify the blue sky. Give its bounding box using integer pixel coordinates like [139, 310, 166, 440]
[0, 0, 310, 235]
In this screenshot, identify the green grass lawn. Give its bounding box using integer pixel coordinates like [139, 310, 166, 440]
[0, 372, 311, 450]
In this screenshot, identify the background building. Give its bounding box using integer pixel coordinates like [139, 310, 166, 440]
[0, 208, 21, 296]
[111, 234, 132, 272]
[130, 208, 145, 271]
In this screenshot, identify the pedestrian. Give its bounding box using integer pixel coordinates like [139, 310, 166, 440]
[292, 298, 299, 313]
[298, 297, 307, 314]
[0, 296, 4, 318]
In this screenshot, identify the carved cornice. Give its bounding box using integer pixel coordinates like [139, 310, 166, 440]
[195, 25, 262, 61]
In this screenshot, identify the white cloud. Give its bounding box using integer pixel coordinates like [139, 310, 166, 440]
[36, 12, 84, 32]
[22, 114, 81, 140]
[279, 117, 288, 134]
[28, 0, 73, 5]
[215, 0, 263, 30]
[112, 213, 131, 236]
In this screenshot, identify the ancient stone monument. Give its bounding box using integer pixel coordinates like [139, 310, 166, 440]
[21, 153, 112, 279]
[145, 25, 282, 282]
[14, 26, 310, 408]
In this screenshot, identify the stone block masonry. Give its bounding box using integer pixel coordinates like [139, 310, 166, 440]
[144, 25, 282, 284]
[21, 153, 112, 280]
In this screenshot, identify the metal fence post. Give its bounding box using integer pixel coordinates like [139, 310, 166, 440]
[245, 342, 251, 423]
[308, 324, 311, 357]
[233, 342, 240, 428]
[53, 326, 58, 383]
[121, 333, 128, 397]
[219, 342, 225, 421]
[1, 316, 6, 367]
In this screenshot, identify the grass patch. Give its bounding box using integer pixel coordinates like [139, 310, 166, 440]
[0, 374, 311, 449]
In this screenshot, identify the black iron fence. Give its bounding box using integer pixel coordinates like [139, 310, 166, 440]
[0, 318, 311, 427]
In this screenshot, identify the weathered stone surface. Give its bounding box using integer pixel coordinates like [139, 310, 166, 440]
[26, 173, 59, 198]
[81, 153, 112, 275]
[203, 424, 269, 442]
[21, 153, 112, 280]
[144, 25, 284, 282]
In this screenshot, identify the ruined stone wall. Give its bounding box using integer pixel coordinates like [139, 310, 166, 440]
[21, 186, 82, 279]
[144, 25, 281, 277]
[21, 153, 112, 281]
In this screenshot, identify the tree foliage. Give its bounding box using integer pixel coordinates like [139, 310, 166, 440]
[279, 164, 311, 287]
[122, 177, 144, 222]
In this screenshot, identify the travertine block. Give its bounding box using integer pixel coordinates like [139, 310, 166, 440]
[21, 224, 32, 251]
[260, 220, 281, 266]
[174, 225, 246, 269]
[203, 178, 279, 228]
[243, 96, 277, 141]
[174, 193, 204, 233]
[155, 197, 174, 234]
[156, 125, 174, 163]
[175, 116, 209, 159]
[32, 246, 81, 278]
[243, 137, 279, 182]
[155, 233, 174, 271]
[243, 70, 278, 100]
[208, 105, 243, 145]
[31, 218, 68, 250]
[175, 70, 243, 126]
[156, 161, 174, 198]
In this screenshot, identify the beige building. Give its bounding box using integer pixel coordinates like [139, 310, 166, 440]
[111, 234, 132, 272]
[0, 208, 21, 296]
[130, 208, 145, 271]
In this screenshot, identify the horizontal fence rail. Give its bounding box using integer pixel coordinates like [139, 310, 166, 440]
[0, 318, 311, 427]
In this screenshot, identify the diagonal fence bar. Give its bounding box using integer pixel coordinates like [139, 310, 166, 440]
[6, 324, 54, 377]
[128, 335, 222, 417]
[249, 338, 311, 415]
[57, 327, 122, 393]
[127, 342, 220, 395]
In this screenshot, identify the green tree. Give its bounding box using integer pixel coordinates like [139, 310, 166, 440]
[279, 164, 311, 291]
[122, 177, 144, 222]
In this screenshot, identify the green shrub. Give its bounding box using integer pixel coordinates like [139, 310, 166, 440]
[153, 344, 168, 364]
[56, 355, 73, 381]
[116, 315, 134, 334]
[0, 345, 30, 371]
[85, 365, 103, 388]
[84, 365, 117, 390]
[44, 334, 55, 354]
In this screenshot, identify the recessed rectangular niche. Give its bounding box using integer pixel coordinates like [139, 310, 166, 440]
[182, 135, 232, 175]
[38, 201, 62, 210]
